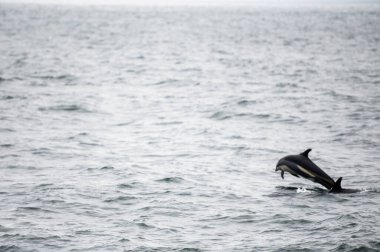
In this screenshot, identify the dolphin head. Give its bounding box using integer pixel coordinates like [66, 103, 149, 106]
[275, 160, 282, 171]
[275, 158, 289, 171]
[275, 158, 300, 179]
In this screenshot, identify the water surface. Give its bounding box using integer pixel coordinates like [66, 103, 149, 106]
[0, 4, 379, 251]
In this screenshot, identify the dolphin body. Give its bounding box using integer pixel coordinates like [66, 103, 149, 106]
[275, 149, 359, 193]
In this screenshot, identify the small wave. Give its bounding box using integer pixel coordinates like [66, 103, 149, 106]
[0, 245, 22, 252]
[75, 230, 92, 235]
[100, 166, 114, 170]
[86, 166, 114, 171]
[0, 225, 12, 232]
[115, 121, 134, 126]
[135, 222, 154, 229]
[237, 99, 257, 106]
[210, 111, 232, 120]
[337, 214, 360, 222]
[178, 248, 203, 252]
[16, 206, 55, 213]
[156, 177, 184, 183]
[0, 95, 18, 100]
[180, 67, 201, 73]
[38, 104, 90, 113]
[210, 111, 274, 121]
[0, 144, 13, 148]
[117, 183, 136, 189]
[332, 243, 380, 252]
[79, 141, 101, 146]
[0, 154, 19, 158]
[177, 191, 192, 196]
[0, 128, 15, 132]
[252, 113, 271, 119]
[27, 235, 62, 241]
[31, 148, 51, 156]
[274, 246, 315, 252]
[229, 135, 244, 139]
[125, 246, 202, 252]
[198, 214, 229, 222]
[0, 76, 23, 83]
[119, 238, 130, 242]
[324, 90, 358, 103]
[223, 193, 242, 199]
[139, 206, 152, 211]
[17, 206, 40, 211]
[231, 214, 257, 224]
[103, 195, 136, 203]
[34, 183, 54, 188]
[155, 121, 183, 126]
[40, 199, 65, 204]
[68, 132, 89, 140]
[278, 218, 313, 225]
[153, 79, 179, 85]
[32, 74, 77, 81]
[275, 82, 299, 88]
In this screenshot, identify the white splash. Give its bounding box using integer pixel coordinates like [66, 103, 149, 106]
[296, 187, 312, 193]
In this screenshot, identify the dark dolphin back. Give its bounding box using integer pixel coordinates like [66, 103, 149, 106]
[286, 149, 335, 189]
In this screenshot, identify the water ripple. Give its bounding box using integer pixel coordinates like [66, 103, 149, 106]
[0, 4, 379, 252]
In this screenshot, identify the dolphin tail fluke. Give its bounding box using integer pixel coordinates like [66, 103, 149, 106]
[329, 177, 343, 193]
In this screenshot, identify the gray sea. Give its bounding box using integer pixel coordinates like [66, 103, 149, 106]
[0, 3, 380, 252]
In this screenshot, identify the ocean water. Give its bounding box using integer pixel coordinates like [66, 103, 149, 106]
[0, 3, 380, 252]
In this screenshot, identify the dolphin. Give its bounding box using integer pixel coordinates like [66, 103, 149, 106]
[275, 149, 359, 193]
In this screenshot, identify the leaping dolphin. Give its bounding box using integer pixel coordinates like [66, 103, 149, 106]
[275, 149, 359, 193]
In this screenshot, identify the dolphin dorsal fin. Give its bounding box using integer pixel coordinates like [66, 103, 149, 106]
[329, 177, 343, 193]
[300, 149, 312, 158]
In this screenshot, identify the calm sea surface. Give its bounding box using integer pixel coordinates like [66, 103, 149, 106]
[0, 3, 379, 252]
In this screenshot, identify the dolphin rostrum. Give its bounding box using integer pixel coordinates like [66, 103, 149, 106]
[275, 149, 359, 193]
